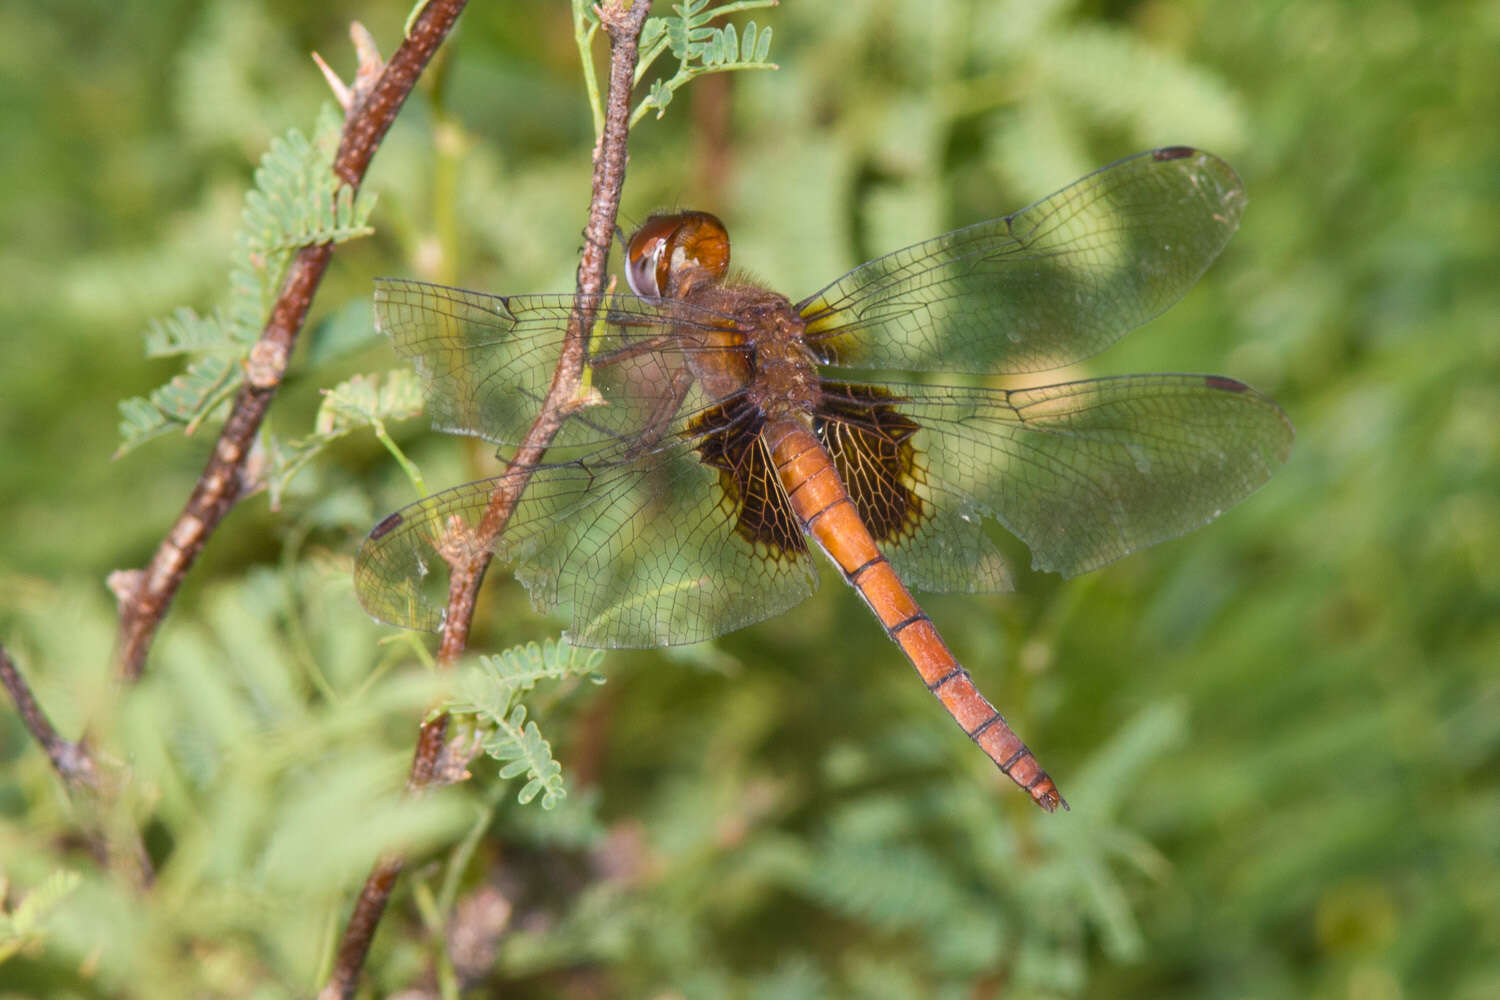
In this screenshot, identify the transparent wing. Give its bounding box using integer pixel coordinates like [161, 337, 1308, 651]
[353, 430, 820, 648]
[830, 375, 1292, 586]
[797, 147, 1245, 375]
[372, 278, 748, 452]
[813, 382, 1014, 595]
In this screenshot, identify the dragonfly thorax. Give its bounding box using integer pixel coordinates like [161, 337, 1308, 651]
[686, 282, 820, 419]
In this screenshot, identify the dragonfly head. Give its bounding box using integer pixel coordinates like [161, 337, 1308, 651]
[625, 211, 730, 300]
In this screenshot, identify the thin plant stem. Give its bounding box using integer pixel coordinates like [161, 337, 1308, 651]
[113, 0, 470, 682]
[371, 417, 428, 498]
[316, 4, 653, 997]
[573, 0, 605, 138]
[0, 644, 153, 887]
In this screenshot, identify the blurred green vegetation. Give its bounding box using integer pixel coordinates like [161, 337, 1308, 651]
[2, 1, 1497, 997]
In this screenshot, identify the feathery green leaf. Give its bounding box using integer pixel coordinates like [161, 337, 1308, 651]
[0, 870, 82, 965]
[447, 640, 606, 809]
[266, 370, 425, 505]
[632, 0, 778, 125]
[116, 103, 376, 457]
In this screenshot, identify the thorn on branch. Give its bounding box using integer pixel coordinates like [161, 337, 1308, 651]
[314, 22, 387, 116]
[312, 51, 352, 110]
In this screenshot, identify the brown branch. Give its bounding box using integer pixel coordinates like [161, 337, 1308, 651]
[1, 644, 154, 886]
[1, 644, 98, 792]
[317, 4, 652, 998]
[433, 0, 647, 668]
[113, 0, 470, 682]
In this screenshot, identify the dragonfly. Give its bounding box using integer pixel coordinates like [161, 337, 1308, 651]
[354, 146, 1293, 811]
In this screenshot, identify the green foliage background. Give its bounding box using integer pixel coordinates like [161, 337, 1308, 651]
[2, 0, 1496, 997]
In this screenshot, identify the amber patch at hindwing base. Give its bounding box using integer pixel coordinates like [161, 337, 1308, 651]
[689, 397, 808, 559]
[687, 384, 931, 558]
[815, 382, 929, 546]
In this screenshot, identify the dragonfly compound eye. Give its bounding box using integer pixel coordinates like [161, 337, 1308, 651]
[626, 211, 730, 299]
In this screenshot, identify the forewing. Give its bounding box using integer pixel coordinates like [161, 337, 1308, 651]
[797, 147, 1245, 375]
[353, 433, 819, 647]
[372, 278, 745, 452]
[860, 376, 1292, 584]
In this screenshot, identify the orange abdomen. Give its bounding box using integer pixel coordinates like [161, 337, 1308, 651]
[762, 418, 1066, 812]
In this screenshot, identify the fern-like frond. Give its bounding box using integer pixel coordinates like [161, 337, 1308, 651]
[317, 370, 425, 436]
[785, 836, 1008, 976]
[447, 639, 606, 810]
[114, 355, 241, 457]
[266, 370, 425, 505]
[143, 306, 233, 357]
[239, 106, 376, 265]
[116, 396, 179, 453]
[116, 103, 377, 457]
[632, 0, 778, 124]
[793, 840, 966, 933]
[0, 870, 82, 965]
[490, 705, 566, 808]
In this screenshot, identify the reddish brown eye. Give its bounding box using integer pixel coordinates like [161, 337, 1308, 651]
[625, 216, 675, 297]
[625, 211, 730, 299]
